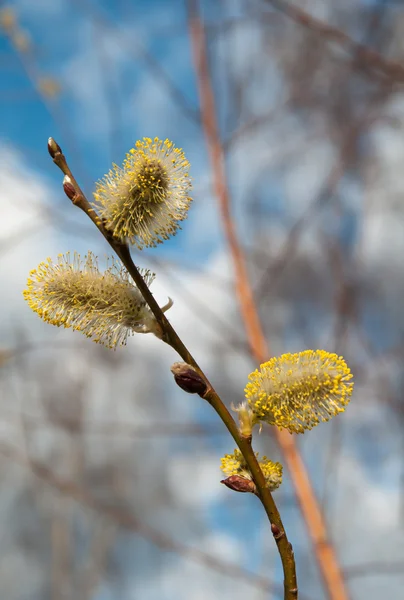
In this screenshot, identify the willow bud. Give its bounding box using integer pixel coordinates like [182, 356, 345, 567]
[170, 362, 208, 396]
[63, 175, 76, 200]
[221, 475, 256, 493]
[47, 137, 62, 158]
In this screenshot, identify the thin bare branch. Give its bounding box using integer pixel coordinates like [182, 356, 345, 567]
[265, 0, 404, 84]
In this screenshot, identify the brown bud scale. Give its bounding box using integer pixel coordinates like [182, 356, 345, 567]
[171, 362, 207, 396]
[47, 137, 62, 158]
[221, 475, 256, 493]
[63, 178, 76, 201]
[271, 523, 285, 539]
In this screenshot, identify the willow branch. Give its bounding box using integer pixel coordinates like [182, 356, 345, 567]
[49, 140, 297, 599]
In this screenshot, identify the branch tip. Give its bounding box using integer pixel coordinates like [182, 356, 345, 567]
[47, 136, 61, 159]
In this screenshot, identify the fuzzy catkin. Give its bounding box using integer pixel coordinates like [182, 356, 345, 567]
[24, 251, 159, 348]
[93, 137, 192, 249]
[245, 350, 354, 433]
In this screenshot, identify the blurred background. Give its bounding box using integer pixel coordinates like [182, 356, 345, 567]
[1, 0, 404, 598]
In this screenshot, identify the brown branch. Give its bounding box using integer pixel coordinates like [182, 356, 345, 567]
[265, 0, 404, 84]
[186, 3, 356, 600]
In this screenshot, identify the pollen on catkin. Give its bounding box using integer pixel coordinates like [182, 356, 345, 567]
[221, 449, 283, 491]
[23, 251, 162, 348]
[92, 137, 192, 249]
[245, 349, 354, 434]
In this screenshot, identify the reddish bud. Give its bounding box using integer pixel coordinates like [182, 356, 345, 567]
[47, 137, 62, 158]
[170, 362, 208, 396]
[271, 523, 285, 539]
[220, 475, 256, 493]
[63, 175, 76, 200]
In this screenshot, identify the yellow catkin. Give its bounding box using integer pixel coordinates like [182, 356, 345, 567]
[220, 448, 283, 491]
[23, 251, 160, 348]
[245, 349, 354, 434]
[93, 137, 192, 249]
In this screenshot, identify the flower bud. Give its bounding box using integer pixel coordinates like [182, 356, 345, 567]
[63, 175, 76, 200]
[47, 137, 62, 158]
[221, 475, 256, 493]
[221, 449, 283, 492]
[271, 523, 284, 539]
[170, 362, 208, 396]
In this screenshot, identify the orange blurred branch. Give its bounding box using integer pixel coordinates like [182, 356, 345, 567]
[187, 3, 350, 600]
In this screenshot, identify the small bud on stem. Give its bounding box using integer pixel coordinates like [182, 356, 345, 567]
[47, 137, 62, 159]
[170, 362, 208, 396]
[221, 475, 256, 493]
[63, 175, 76, 200]
[271, 523, 285, 539]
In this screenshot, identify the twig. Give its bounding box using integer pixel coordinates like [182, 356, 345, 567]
[49, 139, 297, 599]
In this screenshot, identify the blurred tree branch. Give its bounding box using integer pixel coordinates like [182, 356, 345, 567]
[264, 0, 404, 84]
